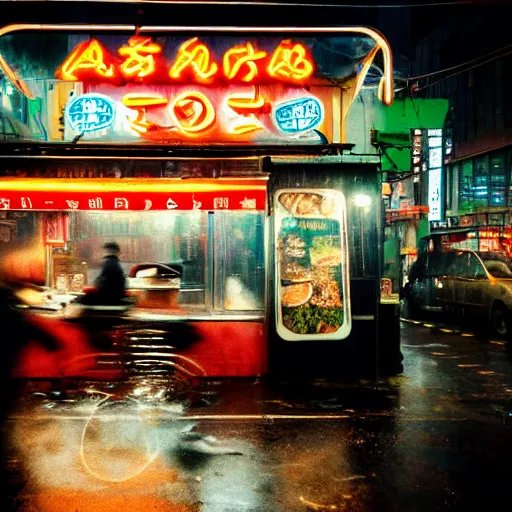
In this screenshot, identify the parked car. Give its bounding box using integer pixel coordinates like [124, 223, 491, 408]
[403, 249, 512, 338]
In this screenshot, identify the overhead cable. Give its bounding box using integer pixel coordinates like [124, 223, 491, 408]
[416, 47, 512, 91]
[408, 43, 512, 81]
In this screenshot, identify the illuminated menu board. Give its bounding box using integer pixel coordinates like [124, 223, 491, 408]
[274, 189, 351, 341]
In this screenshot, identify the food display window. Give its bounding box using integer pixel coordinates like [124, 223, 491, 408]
[274, 189, 351, 340]
[1, 209, 266, 317]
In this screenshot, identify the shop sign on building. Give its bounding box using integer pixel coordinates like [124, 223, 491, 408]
[56, 36, 332, 145]
[427, 129, 443, 221]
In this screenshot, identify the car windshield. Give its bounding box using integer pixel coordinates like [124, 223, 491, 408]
[480, 254, 512, 278]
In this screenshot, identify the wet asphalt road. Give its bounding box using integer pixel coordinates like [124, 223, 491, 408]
[4, 321, 512, 511]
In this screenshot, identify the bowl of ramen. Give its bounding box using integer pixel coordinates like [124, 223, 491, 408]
[281, 282, 313, 308]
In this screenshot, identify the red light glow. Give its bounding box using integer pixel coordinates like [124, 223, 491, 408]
[267, 40, 314, 81]
[169, 91, 216, 134]
[57, 37, 316, 85]
[169, 38, 218, 84]
[56, 39, 118, 82]
[118, 36, 163, 80]
[223, 43, 267, 83]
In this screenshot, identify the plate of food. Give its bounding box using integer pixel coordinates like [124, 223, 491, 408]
[281, 282, 313, 308]
[281, 262, 313, 284]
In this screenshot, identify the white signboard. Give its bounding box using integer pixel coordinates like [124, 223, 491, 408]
[428, 167, 442, 221]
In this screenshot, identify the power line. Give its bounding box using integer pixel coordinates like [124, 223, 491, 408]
[416, 46, 512, 91]
[39, 0, 512, 8]
[408, 43, 512, 80]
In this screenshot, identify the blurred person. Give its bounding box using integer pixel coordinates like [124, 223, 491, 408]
[0, 236, 61, 511]
[83, 242, 127, 306]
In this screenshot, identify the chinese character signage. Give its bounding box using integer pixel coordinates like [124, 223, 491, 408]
[56, 36, 332, 145]
[56, 37, 315, 85]
[274, 189, 351, 341]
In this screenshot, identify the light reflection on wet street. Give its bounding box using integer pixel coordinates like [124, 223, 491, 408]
[4, 321, 512, 511]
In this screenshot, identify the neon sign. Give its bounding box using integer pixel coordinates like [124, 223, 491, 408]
[273, 97, 323, 135]
[66, 94, 115, 133]
[65, 87, 326, 142]
[56, 37, 315, 85]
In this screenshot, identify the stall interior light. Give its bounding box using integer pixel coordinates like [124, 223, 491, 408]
[354, 194, 371, 207]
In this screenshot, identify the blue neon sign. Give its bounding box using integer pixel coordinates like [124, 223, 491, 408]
[273, 96, 324, 135]
[66, 94, 116, 134]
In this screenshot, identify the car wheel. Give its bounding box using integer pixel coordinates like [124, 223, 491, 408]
[491, 305, 510, 338]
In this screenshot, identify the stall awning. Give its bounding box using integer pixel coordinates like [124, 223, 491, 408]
[0, 178, 267, 211]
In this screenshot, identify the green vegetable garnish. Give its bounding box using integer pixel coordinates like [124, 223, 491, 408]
[282, 304, 343, 334]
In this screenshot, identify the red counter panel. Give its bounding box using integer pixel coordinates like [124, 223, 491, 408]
[182, 322, 267, 377]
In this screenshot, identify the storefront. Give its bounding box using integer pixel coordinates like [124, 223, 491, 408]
[0, 19, 401, 379]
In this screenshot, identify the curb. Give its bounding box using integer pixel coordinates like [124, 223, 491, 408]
[400, 317, 465, 335]
[400, 317, 507, 344]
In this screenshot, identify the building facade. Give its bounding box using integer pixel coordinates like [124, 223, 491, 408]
[412, 8, 512, 253]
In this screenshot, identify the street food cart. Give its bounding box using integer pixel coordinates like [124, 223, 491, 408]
[0, 2, 401, 380]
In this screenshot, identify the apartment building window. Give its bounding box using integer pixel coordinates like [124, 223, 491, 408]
[459, 160, 474, 213]
[490, 155, 506, 206]
[446, 163, 459, 214]
[508, 152, 512, 206]
[473, 156, 489, 209]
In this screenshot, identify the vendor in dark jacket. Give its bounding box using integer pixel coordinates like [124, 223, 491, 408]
[94, 242, 126, 305]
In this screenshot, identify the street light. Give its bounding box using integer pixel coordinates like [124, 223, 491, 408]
[354, 193, 371, 208]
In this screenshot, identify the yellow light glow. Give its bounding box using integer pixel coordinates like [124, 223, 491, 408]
[119, 37, 162, 79]
[56, 39, 117, 81]
[226, 91, 266, 111]
[223, 43, 267, 82]
[169, 37, 218, 83]
[229, 119, 264, 135]
[122, 93, 169, 108]
[267, 40, 313, 81]
[0, 24, 394, 106]
[169, 91, 216, 134]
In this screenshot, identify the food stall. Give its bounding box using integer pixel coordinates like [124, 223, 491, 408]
[0, 10, 401, 379]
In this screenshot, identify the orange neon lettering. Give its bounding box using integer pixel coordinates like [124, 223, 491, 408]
[169, 38, 218, 83]
[118, 37, 162, 80]
[122, 93, 167, 133]
[229, 120, 263, 135]
[222, 43, 267, 82]
[267, 40, 314, 81]
[226, 88, 266, 135]
[226, 91, 266, 113]
[122, 92, 169, 108]
[56, 39, 117, 81]
[169, 91, 216, 134]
